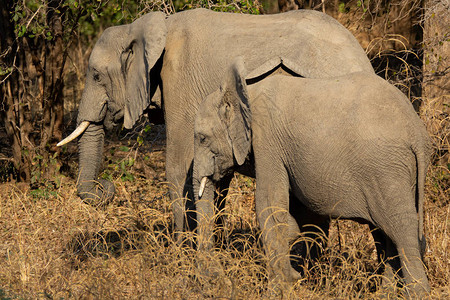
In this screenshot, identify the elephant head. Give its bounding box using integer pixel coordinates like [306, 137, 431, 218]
[57, 12, 167, 204]
[195, 58, 252, 198]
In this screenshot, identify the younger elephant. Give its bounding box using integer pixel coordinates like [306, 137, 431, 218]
[194, 58, 431, 296]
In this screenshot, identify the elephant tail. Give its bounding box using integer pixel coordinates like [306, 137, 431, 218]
[412, 141, 431, 256]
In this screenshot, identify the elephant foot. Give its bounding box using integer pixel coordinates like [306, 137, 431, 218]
[376, 260, 430, 299]
[375, 263, 401, 299]
[265, 272, 298, 300]
[195, 250, 226, 284]
[173, 229, 196, 249]
[78, 179, 115, 207]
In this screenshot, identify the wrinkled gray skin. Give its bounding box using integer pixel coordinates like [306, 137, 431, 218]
[73, 9, 374, 238]
[193, 59, 431, 296]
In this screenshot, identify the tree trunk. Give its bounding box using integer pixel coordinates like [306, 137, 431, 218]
[1, 1, 70, 182]
[261, 0, 280, 13]
[40, 0, 66, 173]
[422, 0, 450, 165]
[0, 0, 34, 181]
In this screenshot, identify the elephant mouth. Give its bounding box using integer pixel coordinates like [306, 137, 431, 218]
[107, 100, 124, 122]
[104, 108, 124, 130]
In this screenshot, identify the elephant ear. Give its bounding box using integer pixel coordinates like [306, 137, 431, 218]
[123, 12, 167, 129]
[219, 57, 252, 166]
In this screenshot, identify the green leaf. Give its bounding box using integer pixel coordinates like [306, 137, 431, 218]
[101, 172, 113, 181]
[121, 173, 134, 182]
[0, 67, 13, 76]
[119, 146, 130, 152]
[137, 136, 143, 146]
[18, 25, 26, 37]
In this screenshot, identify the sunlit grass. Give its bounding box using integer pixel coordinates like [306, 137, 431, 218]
[0, 148, 448, 299]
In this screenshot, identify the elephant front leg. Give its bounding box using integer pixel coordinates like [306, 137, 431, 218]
[165, 150, 196, 244]
[255, 163, 301, 291]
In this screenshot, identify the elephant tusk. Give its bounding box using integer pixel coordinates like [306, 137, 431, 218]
[198, 177, 208, 199]
[57, 121, 90, 147]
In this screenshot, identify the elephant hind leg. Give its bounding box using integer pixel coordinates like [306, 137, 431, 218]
[371, 187, 430, 297]
[395, 236, 430, 297]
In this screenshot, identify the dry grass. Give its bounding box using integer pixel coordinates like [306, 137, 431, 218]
[1, 1, 447, 297]
[0, 122, 448, 299]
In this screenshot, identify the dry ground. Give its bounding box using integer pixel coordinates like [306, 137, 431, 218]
[0, 123, 448, 299]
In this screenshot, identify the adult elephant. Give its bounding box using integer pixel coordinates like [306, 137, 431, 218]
[57, 8, 374, 242]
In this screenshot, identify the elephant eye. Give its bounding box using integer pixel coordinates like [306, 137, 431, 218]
[93, 72, 100, 82]
[199, 134, 207, 144]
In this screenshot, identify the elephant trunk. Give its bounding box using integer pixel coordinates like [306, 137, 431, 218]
[193, 158, 216, 250]
[77, 122, 114, 205]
